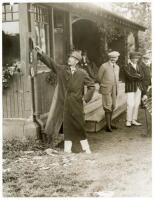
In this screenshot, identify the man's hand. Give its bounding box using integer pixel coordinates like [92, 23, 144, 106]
[142, 95, 148, 102]
[34, 46, 43, 55]
[147, 85, 151, 92]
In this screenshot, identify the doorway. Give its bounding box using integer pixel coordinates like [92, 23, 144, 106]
[72, 19, 100, 65]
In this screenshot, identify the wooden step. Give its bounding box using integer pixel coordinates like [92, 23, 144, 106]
[84, 97, 102, 114]
[85, 103, 126, 132]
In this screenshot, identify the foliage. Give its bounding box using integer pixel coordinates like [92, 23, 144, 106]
[3, 61, 22, 90]
[111, 2, 151, 53]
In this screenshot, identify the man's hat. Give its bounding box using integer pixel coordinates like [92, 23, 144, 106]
[142, 54, 150, 59]
[108, 51, 120, 58]
[129, 52, 141, 59]
[70, 50, 82, 61]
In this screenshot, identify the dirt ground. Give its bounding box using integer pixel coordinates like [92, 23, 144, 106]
[3, 109, 152, 197]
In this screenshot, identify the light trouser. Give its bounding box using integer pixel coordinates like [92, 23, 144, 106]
[126, 88, 141, 122]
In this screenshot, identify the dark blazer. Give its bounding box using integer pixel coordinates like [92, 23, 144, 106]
[124, 62, 144, 93]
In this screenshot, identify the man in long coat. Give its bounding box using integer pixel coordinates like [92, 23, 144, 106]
[35, 46, 95, 153]
[124, 52, 144, 127]
[97, 51, 120, 132]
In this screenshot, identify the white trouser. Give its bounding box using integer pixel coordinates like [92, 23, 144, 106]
[126, 88, 141, 122]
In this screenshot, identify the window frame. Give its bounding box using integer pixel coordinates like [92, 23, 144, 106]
[2, 3, 19, 22]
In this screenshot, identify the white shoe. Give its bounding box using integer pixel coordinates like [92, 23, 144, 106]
[132, 120, 142, 126]
[64, 141, 72, 153]
[80, 139, 92, 154]
[126, 121, 131, 127]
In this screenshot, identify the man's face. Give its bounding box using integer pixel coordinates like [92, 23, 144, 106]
[67, 56, 78, 66]
[131, 58, 139, 64]
[110, 56, 118, 63]
[142, 58, 150, 65]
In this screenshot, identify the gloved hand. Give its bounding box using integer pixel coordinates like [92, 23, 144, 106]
[34, 46, 43, 55]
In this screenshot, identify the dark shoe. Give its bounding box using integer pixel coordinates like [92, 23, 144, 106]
[106, 126, 112, 132]
[111, 124, 118, 129]
[110, 111, 117, 129]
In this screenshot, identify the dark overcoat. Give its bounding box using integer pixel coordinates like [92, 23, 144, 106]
[38, 52, 95, 142]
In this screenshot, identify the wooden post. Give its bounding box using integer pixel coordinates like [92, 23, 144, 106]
[64, 12, 73, 58]
[19, 3, 33, 118]
[124, 30, 128, 65]
[49, 7, 55, 59]
[134, 31, 139, 51]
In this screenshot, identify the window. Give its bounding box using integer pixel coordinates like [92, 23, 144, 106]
[2, 3, 20, 66]
[53, 9, 65, 64]
[33, 5, 49, 54]
[2, 3, 19, 22]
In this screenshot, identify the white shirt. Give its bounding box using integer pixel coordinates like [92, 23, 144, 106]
[70, 66, 76, 74]
[129, 60, 137, 70]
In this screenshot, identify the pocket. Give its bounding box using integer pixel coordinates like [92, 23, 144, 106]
[99, 85, 112, 94]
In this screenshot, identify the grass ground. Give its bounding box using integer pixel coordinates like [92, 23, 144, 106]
[3, 109, 152, 197]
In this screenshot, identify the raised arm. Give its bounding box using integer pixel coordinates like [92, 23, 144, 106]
[35, 46, 58, 74]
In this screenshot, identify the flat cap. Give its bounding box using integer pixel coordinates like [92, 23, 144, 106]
[70, 50, 82, 61]
[130, 52, 141, 59]
[142, 54, 150, 59]
[108, 51, 120, 58]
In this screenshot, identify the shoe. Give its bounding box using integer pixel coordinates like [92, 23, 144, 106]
[80, 139, 92, 154]
[111, 124, 118, 129]
[106, 126, 113, 132]
[64, 141, 72, 153]
[132, 120, 142, 126]
[126, 121, 131, 127]
[110, 111, 117, 129]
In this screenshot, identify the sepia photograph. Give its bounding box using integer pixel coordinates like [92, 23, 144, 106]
[1, 0, 152, 197]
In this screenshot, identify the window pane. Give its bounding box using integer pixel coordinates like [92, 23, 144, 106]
[2, 14, 5, 21]
[35, 25, 40, 46]
[6, 13, 12, 21]
[54, 10, 64, 28]
[40, 24, 46, 53]
[12, 4, 19, 12]
[13, 13, 19, 20]
[2, 5, 5, 13]
[5, 4, 11, 12]
[2, 21, 20, 66]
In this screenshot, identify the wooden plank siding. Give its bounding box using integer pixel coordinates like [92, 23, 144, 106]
[3, 71, 55, 118]
[3, 74, 25, 118]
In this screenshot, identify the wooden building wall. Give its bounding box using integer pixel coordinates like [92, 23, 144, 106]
[3, 74, 26, 118]
[3, 72, 55, 118]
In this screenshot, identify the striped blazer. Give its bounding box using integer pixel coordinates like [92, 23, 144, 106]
[124, 62, 144, 93]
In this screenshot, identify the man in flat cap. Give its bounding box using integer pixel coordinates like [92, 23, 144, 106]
[35, 46, 95, 153]
[97, 51, 120, 132]
[124, 52, 144, 127]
